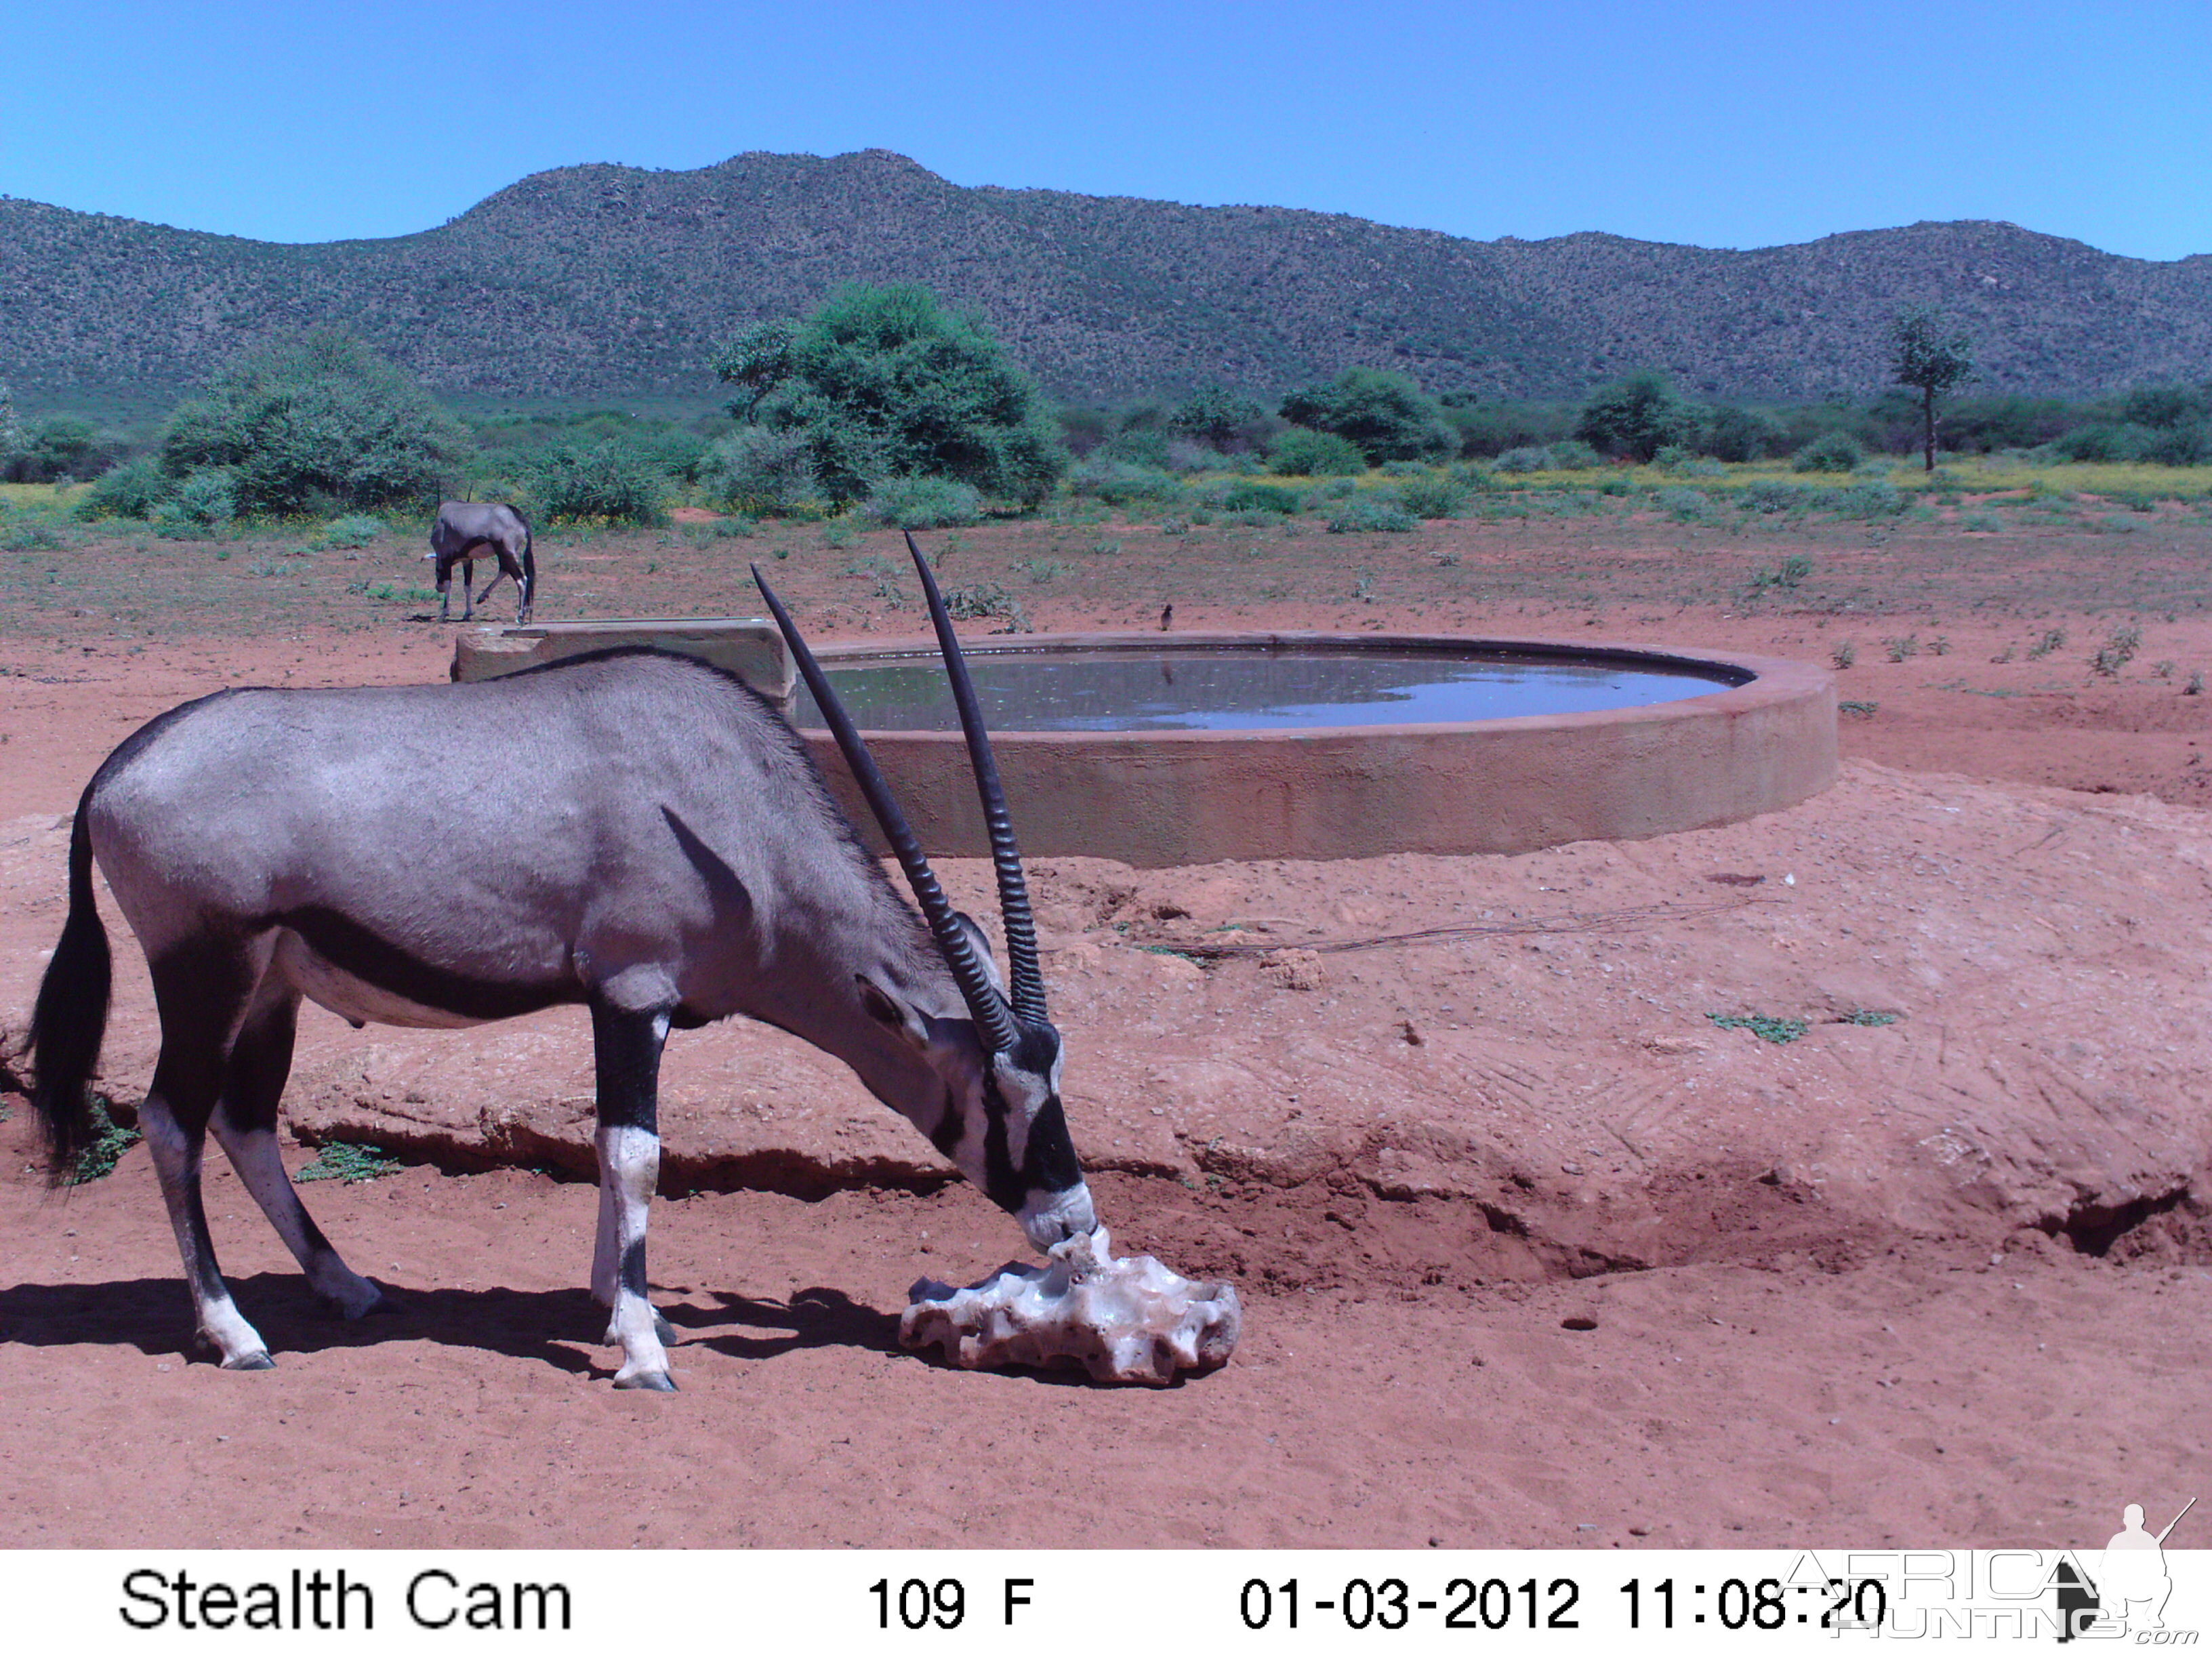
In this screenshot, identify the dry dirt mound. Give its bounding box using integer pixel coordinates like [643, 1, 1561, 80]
[12, 760, 2207, 1290]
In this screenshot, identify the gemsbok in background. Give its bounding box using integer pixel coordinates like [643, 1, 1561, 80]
[425, 499, 535, 624]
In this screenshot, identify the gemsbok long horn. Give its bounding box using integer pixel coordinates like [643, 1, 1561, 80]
[753, 564, 1020, 1055]
[901, 530, 1046, 1027]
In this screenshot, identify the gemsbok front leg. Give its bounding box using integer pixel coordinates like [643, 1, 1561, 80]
[207, 975, 386, 1322]
[589, 1000, 675, 1391]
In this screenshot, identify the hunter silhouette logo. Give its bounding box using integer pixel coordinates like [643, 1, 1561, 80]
[2057, 1496, 2196, 1641]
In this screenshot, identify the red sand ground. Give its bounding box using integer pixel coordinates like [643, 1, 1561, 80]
[1, 506, 2208, 1549]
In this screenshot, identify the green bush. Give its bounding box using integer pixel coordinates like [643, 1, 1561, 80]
[1279, 368, 1456, 464]
[703, 426, 820, 516]
[735, 283, 1068, 507]
[1493, 445, 1555, 472]
[1163, 438, 1229, 472]
[1549, 439, 1602, 468]
[2139, 424, 2212, 465]
[1941, 395, 2074, 453]
[322, 514, 384, 548]
[1576, 370, 1698, 462]
[1393, 473, 1470, 518]
[78, 456, 172, 520]
[861, 474, 983, 529]
[1737, 479, 1812, 514]
[1652, 485, 1713, 522]
[2054, 421, 2211, 465]
[2119, 385, 2207, 430]
[161, 328, 467, 515]
[1703, 405, 1788, 462]
[1792, 431, 1866, 473]
[522, 441, 668, 525]
[1446, 398, 1578, 458]
[1325, 494, 1416, 533]
[1097, 403, 1166, 462]
[1266, 427, 1367, 476]
[155, 469, 238, 532]
[1818, 480, 1904, 517]
[1070, 457, 1183, 506]
[3, 417, 121, 484]
[1220, 480, 1305, 514]
[1169, 386, 1267, 449]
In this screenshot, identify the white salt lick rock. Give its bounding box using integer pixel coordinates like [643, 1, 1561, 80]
[901, 1227, 1241, 1385]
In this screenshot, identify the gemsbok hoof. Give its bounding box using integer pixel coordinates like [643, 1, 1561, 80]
[614, 1370, 677, 1393]
[222, 1351, 276, 1372]
[321, 1284, 392, 1321]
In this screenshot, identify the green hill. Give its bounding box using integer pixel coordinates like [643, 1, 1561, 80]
[4, 148, 2208, 407]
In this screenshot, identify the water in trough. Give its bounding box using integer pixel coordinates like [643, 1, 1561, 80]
[790, 644, 1743, 733]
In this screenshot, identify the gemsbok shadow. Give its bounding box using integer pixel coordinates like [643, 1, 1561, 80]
[0, 1273, 902, 1381]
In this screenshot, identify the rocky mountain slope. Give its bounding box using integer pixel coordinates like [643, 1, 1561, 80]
[5, 148, 2207, 405]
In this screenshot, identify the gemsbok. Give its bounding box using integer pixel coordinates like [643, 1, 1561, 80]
[28, 533, 1092, 1389]
[426, 499, 535, 624]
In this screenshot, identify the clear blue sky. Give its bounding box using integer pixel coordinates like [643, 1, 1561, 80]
[5, 0, 2206, 260]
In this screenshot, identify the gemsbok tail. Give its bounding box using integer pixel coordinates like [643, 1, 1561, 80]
[28, 783, 112, 1175]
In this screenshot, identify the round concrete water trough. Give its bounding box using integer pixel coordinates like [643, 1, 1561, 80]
[792, 632, 1835, 867]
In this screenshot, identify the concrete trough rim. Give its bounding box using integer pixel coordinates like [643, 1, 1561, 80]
[798, 629, 1816, 745]
[794, 630, 1837, 865]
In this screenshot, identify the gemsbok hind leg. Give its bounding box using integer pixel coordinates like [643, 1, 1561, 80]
[209, 979, 386, 1321]
[470, 558, 508, 617]
[140, 942, 276, 1370]
[588, 999, 676, 1391]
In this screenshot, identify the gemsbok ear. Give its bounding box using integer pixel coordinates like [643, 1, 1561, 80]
[856, 973, 932, 1052]
[951, 911, 1005, 996]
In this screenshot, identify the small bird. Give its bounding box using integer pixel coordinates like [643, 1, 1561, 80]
[1160, 604, 1173, 632]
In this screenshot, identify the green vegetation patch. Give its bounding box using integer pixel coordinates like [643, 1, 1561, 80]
[1707, 1012, 1809, 1045]
[66, 1097, 140, 1185]
[295, 1141, 404, 1184]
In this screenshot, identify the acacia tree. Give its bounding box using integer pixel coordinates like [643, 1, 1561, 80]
[714, 284, 1067, 507]
[1574, 369, 1696, 462]
[160, 329, 467, 514]
[1278, 368, 1456, 464]
[1169, 385, 1267, 450]
[1891, 307, 1975, 472]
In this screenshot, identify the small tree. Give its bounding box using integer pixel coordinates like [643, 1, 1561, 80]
[701, 426, 819, 517]
[1702, 404, 1788, 463]
[1890, 308, 1975, 472]
[1265, 426, 1368, 476]
[710, 321, 794, 419]
[0, 381, 20, 461]
[5, 417, 117, 483]
[520, 440, 668, 525]
[1278, 368, 1456, 464]
[1169, 386, 1267, 450]
[161, 329, 467, 514]
[1575, 370, 1696, 463]
[722, 284, 1068, 508]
